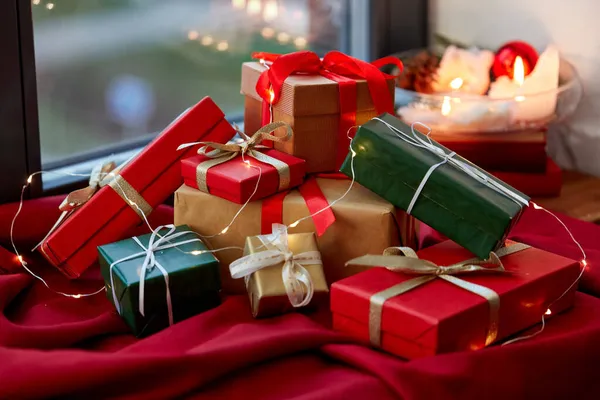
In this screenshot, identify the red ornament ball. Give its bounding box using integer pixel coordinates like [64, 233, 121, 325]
[493, 41, 539, 79]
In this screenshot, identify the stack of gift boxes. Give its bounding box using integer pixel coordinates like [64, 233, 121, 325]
[35, 50, 580, 358]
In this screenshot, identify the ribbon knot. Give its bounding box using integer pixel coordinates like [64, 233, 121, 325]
[177, 122, 294, 194]
[346, 243, 530, 348]
[229, 224, 321, 308]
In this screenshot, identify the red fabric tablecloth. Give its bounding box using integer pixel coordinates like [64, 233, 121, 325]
[1, 197, 600, 399]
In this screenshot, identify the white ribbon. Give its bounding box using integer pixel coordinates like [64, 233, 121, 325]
[371, 117, 530, 215]
[108, 224, 206, 326]
[229, 224, 320, 308]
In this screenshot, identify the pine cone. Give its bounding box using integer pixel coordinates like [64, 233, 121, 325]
[396, 51, 440, 94]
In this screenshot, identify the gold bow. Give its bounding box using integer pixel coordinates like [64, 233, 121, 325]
[345, 242, 530, 348]
[34, 160, 153, 251]
[178, 122, 294, 193]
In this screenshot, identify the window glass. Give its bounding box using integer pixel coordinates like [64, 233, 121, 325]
[33, 0, 344, 166]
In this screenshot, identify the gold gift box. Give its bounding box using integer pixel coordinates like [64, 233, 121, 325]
[244, 232, 328, 318]
[175, 178, 415, 294]
[241, 61, 395, 173]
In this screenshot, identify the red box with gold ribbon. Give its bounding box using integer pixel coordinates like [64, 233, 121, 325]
[181, 122, 306, 204]
[331, 240, 580, 359]
[241, 51, 401, 173]
[38, 97, 236, 279]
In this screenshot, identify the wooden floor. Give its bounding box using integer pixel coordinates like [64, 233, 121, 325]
[534, 171, 600, 223]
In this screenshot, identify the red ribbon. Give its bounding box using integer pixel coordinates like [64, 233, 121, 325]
[251, 51, 403, 168]
[260, 177, 336, 237]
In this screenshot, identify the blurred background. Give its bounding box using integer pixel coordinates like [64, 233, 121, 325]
[33, 0, 343, 166]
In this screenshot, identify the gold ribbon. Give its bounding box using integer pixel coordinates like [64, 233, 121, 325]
[178, 122, 293, 193]
[34, 161, 152, 251]
[345, 242, 531, 348]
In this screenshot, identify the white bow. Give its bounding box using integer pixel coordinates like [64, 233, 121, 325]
[229, 224, 321, 308]
[371, 117, 530, 215]
[109, 225, 205, 326]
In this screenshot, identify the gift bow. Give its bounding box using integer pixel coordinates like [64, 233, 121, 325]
[229, 224, 321, 308]
[346, 242, 531, 348]
[34, 160, 153, 251]
[108, 225, 206, 327]
[177, 121, 294, 193]
[252, 50, 403, 114]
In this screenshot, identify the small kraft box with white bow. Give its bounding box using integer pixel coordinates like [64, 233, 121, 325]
[230, 224, 328, 318]
[98, 225, 220, 337]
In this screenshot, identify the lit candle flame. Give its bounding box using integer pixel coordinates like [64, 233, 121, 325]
[513, 56, 525, 86]
[441, 96, 452, 116]
[450, 77, 463, 91]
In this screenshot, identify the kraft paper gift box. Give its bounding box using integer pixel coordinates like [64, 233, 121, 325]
[232, 227, 328, 318]
[331, 240, 581, 359]
[39, 97, 236, 278]
[241, 51, 397, 173]
[340, 113, 530, 259]
[98, 225, 221, 337]
[174, 177, 414, 294]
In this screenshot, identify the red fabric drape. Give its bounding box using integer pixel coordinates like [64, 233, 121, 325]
[1, 197, 600, 399]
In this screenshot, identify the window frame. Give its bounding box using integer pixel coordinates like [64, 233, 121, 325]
[0, 0, 428, 203]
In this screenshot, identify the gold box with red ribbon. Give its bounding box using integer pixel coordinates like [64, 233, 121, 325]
[241, 51, 400, 173]
[331, 240, 581, 359]
[39, 97, 236, 279]
[181, 122, 306, 204]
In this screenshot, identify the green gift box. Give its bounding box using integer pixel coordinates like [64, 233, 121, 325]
[98, 225, 220, 337]
[340, 113, 530, 259]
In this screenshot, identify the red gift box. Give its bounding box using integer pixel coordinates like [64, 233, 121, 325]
[39, 97, 236, 279]
[492, 157, 562, 197]
[182, 149, 305, 204]
[432, 130, 547, 173]
[331, 240, 580, 359]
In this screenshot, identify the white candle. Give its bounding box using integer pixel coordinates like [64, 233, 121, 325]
[431, 45, 495, 95]
[488, 45, 559, 122]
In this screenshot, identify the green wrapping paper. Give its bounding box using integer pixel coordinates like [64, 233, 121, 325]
[340, 113, 529, 259]
[98, 225, 220, 337]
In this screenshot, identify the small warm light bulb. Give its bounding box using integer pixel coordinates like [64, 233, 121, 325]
[201, 36, 214, 46]
[294, 36, 307, 49]
[216, 41, 229, 51]
[277, 32, 290, 44]
[72, 294, 82, 299]
[244, 160, 252, 168]
[350, 148, 357, 157]
[232, 0, 246, 9]
[441, 96, 452, 116]
[187, 30, 199, 40]
[450, 77, 463, 91]
[581, 259, 588, 267]
[545, 309, 552, 316]
[27, 175, 33, 184]
[129, 200, 136, 206]
[191, 250, 204, 256]
[513, 56, 525, 86]
[33, 0, 41, 5]
[261, 27, 275, 39]
[247, 0, 261, 15]
[17, 255, 24, 263]
[46, 2, 54, 10]
[515, 95, 526, 102]
[532, 202, 544, 210]
[263, 0, 278, 22]
[289, 220, 300, 228]
[221, 227, 229, 234]
[267, 88, 275, 103]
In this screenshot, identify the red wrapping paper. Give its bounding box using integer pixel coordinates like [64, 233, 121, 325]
[492, 157, 562, 197]
[181, 149, 306, 204]
[331, 240, 580, 359]
[433, 130, 547, 173]
[39, 97, 236, 278]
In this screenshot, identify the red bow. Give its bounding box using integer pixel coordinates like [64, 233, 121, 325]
[252, 50, 402, 111]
